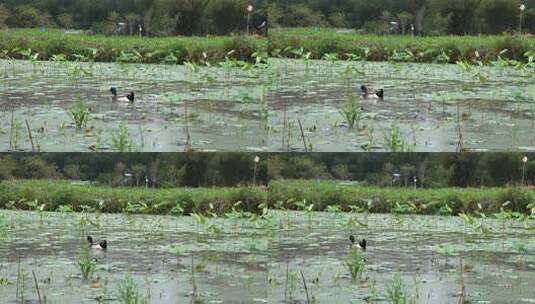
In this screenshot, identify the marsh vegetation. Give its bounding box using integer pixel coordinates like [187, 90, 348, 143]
[0, 51, 269, 152]
[268, 55, 535, 152]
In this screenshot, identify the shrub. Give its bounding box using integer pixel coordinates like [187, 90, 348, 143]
[0, 180, 267, 215]
[268, 180, 535, 216]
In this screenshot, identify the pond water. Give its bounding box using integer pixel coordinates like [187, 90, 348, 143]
[3, 58, 533, 153]
[267, 210, 535, 303]
[1, 209, 534, 303]
[268, 59, 535, 152]
[0, 59, 268, 152]
[0, 210, 268, 303]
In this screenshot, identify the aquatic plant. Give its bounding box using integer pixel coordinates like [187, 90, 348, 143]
[76, 246, 96, 280]
[9, 116, 23, 151]
[326, 205, 342, 213]
[167, 244, 187, 257]
[295, 199, 315, 224]
[111, 122, 135, 152]
[361, 126, 376, 151]
[459, 212, 491, 235]
[16, 258, 27, 303]
[69, 96, 90, 129]
[118, 274, 147, 304]
[435, 244, 455, 258]
[26, 199, 46, 223]
[339, 94, 362, 129]
[386, 273, 414, 304]
[67, 63, 93, 84]
[169, 204, 185, 216]
[124, 201, 149, 214]
[383, 123, 409, 152]
[344, 250, 365, 281]
[191, 212, 207, 225]
[0, 213, 8, 239]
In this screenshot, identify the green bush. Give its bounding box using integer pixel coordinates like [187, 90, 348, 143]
[268, 179, 535, 216]
[0, 29, 267, 64]
[269, 27, 535, 64]
[0, 180, 266, 215]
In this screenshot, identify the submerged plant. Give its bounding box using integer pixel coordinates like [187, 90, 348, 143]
[69, 96, 90, 129]
[339, 94, 362, 128]
[344, 250, 365, 281]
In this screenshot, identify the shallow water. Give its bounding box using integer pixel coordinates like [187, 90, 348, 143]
[267, 210, 535, 303]
[268, 59, 535, 152]
[0, 60, 268, 152]
[0, 210, 268, 303]
[1, 209, 534, 303]
[3, 58, 533, 152]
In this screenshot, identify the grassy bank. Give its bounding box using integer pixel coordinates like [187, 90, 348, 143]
[0, 180, 267, 215]
[269, 180, 535, 216]
[269, 27, 535, 64]
[0, 29, 267, 64]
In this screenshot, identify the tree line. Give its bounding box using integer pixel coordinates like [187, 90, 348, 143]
[269, 0, 535, 35]
[0, 0, 267, 36]
[1, 153, 533, 189]
[268, 153, 535, 188]
[0, 153, 267, 188]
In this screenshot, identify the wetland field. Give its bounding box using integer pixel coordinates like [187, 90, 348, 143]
[267, 210, 535, 304]
[2, 204, 535, 303]
[2, 29, 535, 152]
[4, 56, 532, 153]
[1, 176, 535, 303]
[0, 209, 270, 303]
[0, 58, 269, 152]
[268, 58, 535, 152]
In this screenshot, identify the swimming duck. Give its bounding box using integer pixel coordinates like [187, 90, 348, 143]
[360, 85, 384, 100]
[87, 236, 107, 250]
[349, 235, 366, 250]
[110, 87, 134, 103]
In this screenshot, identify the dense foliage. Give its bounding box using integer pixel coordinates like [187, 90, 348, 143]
[0, 29, 266, 64]
[0, 0, 267, 36]
[268, 179, 535, 215]
[268, 153, 535, 188]
[0, 180, 266, 215]
[0, 153, 268, 188]
[269, 0, 535, 35]
[269, 27, 535, 63]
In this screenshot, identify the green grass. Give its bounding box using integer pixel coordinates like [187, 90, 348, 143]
[0, 180, 266, 215]
[268, 179, 535, 215]
[269, 27, 535, 64]
[0, 29, 267, 64]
